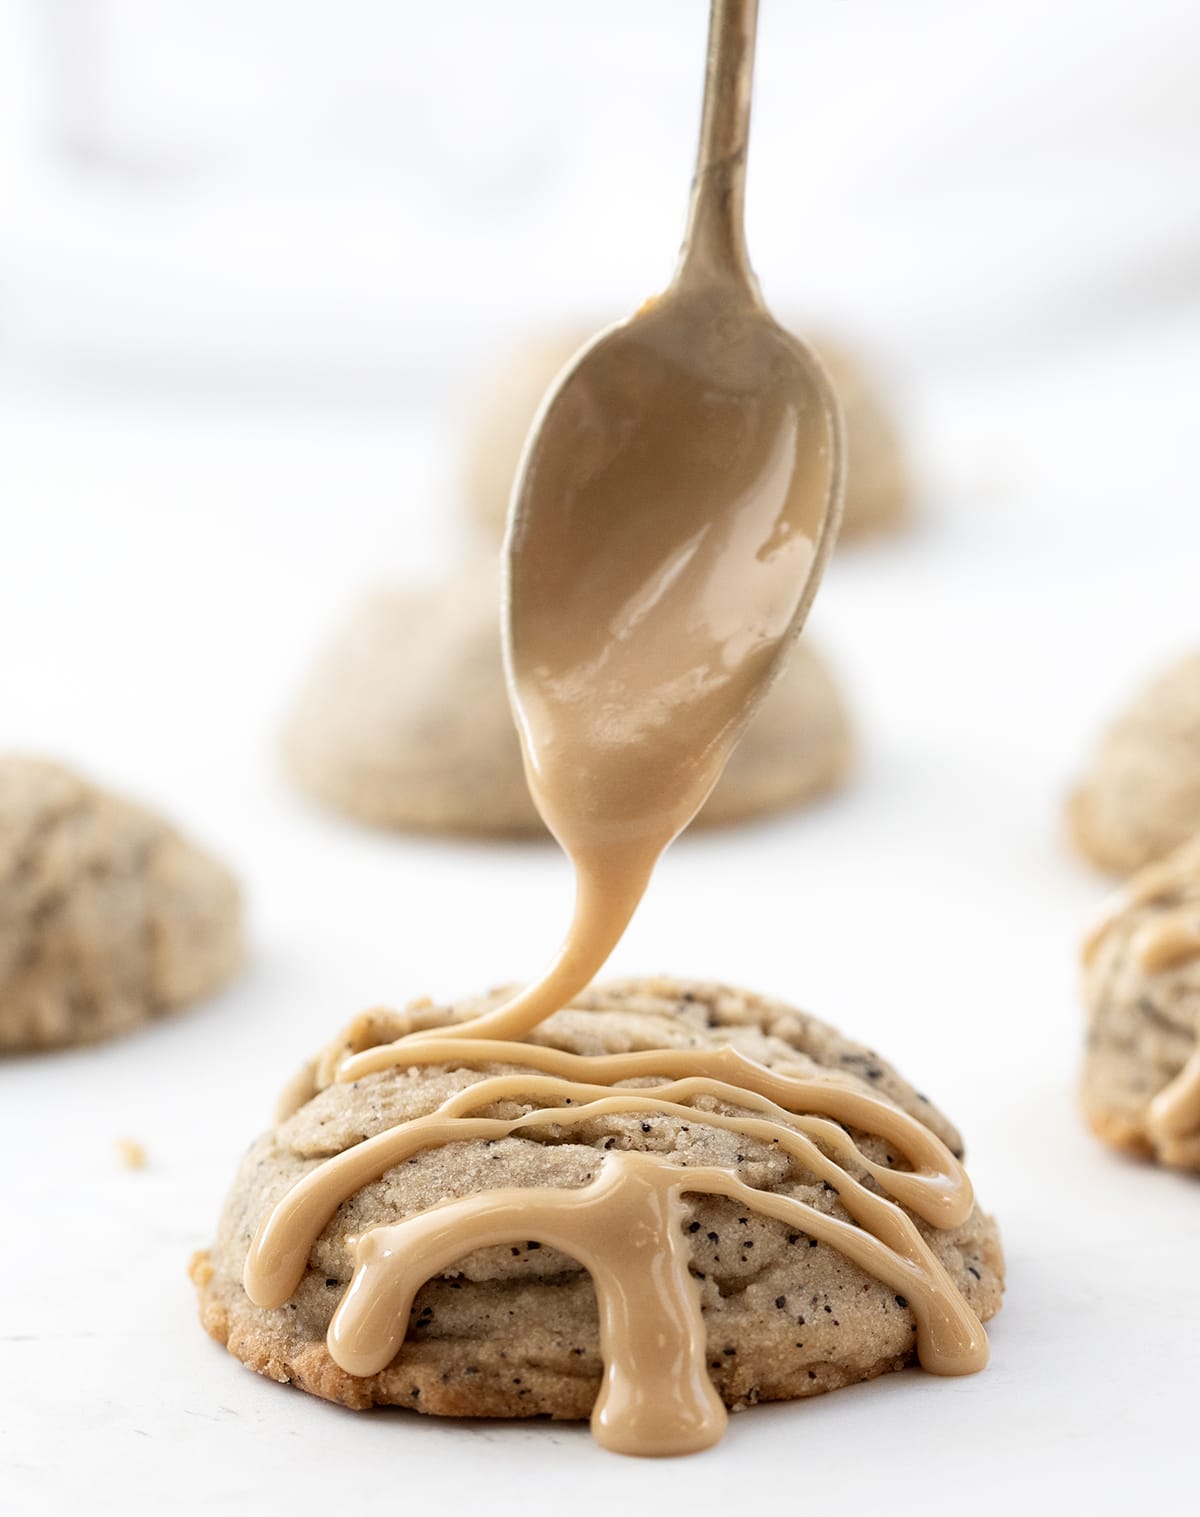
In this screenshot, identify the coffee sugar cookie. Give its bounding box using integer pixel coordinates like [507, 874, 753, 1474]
[194, 978, 1002, 1448]
[1082, 834, 1200, 1171]
[1070, 652, 1200, 874]
[283, 571, 853, 837]
[465, 330, 910, 543]
[0, 757, 242, 1051]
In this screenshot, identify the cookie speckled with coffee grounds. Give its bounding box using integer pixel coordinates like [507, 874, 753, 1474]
[1082, 835, 1200, 1171]
[0, 757, 242, 1051]
[465, 330, 911, 542]
[283, 568, 853, 837]
[193, 978, 1002, 1422]
[1070, 652, 1200, 874]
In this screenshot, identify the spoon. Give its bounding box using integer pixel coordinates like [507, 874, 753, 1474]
[439, 0, 845, 1045]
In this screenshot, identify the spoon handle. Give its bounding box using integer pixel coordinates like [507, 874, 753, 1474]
[677, 0, 759, 292]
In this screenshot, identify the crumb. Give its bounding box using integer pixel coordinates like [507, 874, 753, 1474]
[188, 1250, 215, 1287]
[116, 1137, 147, 1170]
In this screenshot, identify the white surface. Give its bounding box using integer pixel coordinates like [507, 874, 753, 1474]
[2, 2, 1200, 1512]
[4, 319, 1199, 1514]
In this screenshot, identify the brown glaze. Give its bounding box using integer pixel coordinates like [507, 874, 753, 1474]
[240, 0, 990, 1457]
[1083, 841, 1200, 1149]
[245, 1038, 989, 1454]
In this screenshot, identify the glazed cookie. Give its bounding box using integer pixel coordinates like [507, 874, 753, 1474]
[283, 570, 852, 837]
[465, 330, 910, 542]
[1082, 834, 1200, 1170]
[1070, 653, 1200, 873]
[194, 977, 1003, 1435]
[0, 757, 242, 1051]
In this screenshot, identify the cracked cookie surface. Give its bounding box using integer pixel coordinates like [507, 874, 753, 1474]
[0, 756, 242, 1051]
[194, 977, 1002, 1420]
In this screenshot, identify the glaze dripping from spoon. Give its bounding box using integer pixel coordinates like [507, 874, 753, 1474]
[428, 0, 845, 1044]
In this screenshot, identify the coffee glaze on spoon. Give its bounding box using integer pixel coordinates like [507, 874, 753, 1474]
[428, 0, 845, 1044]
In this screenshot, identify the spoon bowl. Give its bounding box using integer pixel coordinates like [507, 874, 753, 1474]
[505, 277, 843, 849]
[505, 0, 843, 852]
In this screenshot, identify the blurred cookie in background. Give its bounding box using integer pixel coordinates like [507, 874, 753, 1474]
[283, 566, 853, 838]
[816, 341, 912, 539]
[464, 329, 910, 543]
[0, 757, 242, 1052]
[1081, 833, 1200, 1172]
[1070, 652, 1200, 874]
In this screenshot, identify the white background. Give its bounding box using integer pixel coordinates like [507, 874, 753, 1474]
[1, 2, 1198, 1513]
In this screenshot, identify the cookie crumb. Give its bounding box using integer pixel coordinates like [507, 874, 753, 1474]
[188, 1250, 214, 1287]
[116, 1137, 147, 1170]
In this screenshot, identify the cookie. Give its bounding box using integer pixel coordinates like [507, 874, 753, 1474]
[0, 757, 242, 1051]
[464, 330, 910, 542]
[817, 341, 912, 539]
[1070, 653, 1200, 873]
[193, 977, 1003, 1432]
[283, 569, 853, 837]
[1082, 834, 1200, 1170]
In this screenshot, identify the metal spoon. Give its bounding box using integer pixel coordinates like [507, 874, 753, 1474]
[444, 0, 846, 1047]
[505, 0, 845, 800]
